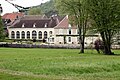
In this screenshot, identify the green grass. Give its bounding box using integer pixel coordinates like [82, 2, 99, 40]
[0, 48, 120, 80]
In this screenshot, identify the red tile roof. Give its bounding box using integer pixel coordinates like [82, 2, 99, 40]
[54, 15, 77, 29]
[2, 12, 24, 22]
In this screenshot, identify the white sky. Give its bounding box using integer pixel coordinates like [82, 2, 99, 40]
[0, 0, 50, 15]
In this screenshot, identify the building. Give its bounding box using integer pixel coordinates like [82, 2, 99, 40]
[54, 15, 78, 44]
[2, 12, 24, 22]
[2, 12, 24, 35]
[8, 15, 100, 45]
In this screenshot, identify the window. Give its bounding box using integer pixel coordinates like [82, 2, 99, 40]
[69, 29, 71, 34]
[33, 23, 36, 28]
[44, 23, 47, 28]
[11, 31, 15, 39]
[49, 31, 52, 37]
[27, 31, 30, 39]
[49, 31, 52, 35]
[52, 38, 54, 42]
[38, 31, 42, 39]
[69, 24, 71, 34]
[16, 31, 20, 39]
[44, 31, 47, 39]
[21, 31, 25, 39]
[22, 23, 25, 28]
[68, 37, 71, 42]
[32, 30, 37, 39]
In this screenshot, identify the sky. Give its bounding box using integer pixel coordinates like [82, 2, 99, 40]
[0, 0, 50, 15]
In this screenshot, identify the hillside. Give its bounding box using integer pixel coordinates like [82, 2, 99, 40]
[28, 0, 58, 17]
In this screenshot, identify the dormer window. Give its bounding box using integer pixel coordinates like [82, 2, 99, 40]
[69, 24, 72, 28]
[33, 23, 36, 28]
[22, 23, 25, 28]
[44, 23, 47, 28]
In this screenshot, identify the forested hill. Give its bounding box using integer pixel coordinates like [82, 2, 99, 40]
[28, 0, 58, 17]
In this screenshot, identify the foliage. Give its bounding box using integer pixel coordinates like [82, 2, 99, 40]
[28, 7, 42, 15]
[0, 16, 5, 41]
[86, 0, 120, 55]
[54, 0, 89, 53]
[28, 0, 57, 17]
[0, 48, 120, 80]
[40, 0, 57, 17]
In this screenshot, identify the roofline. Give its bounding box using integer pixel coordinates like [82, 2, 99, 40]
[54, 15, 67, 29]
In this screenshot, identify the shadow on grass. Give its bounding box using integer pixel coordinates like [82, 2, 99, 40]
[113, 54, 120, 56]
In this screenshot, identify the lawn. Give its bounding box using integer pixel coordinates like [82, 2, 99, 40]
[0, 48, 120, 80]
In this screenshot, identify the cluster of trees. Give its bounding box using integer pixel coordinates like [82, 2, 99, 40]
[28, 0, 58, 17]
[54, 0, 120, 55]
[0, 16, 5, 41]
[1, 0, 120, 55]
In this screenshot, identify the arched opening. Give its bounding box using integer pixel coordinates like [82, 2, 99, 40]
[32, 30, 37, 39]
[38, 31, 42, 39]
[44, 31, 47, 39]
[11, 31, 15, 39]
[27, 31, 30, 39]
[16, 31, 20, 39]
[21, 31, 25, 39]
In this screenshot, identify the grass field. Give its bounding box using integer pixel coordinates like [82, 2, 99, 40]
[0, 48, 120, 80]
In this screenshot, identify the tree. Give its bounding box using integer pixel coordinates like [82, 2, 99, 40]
[86, 0, 120, 55]
[40, 0, 58, 17]
[54, 0, 89, 53]
[0, 16, 5, 41]
[28, 0, 58, 17]
[28, 7, 42, 15]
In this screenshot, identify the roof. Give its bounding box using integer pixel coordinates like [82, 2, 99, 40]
[9, 15, 65, 28]
[2, 12, 24, 22]
[21, 15, 48, 20]
[54, 15, 77, 29]
[10, 19, 58, 28]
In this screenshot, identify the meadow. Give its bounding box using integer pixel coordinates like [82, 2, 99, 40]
[0, 48, 120, 80]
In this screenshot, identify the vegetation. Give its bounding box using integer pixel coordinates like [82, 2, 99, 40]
[0, 48, 120, 80]
[28, 7, 42, 15]
[86, 0, 120, 55]
[0, 16, 5, 41]
[55, 0, 120, 55]
[54, 0, 89, 53]
[28, 0, 57, 17]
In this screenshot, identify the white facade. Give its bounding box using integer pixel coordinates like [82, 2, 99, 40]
[8, 27, 79, 44]
[9, 28, 55, 42]
[8, 28, 100, 45]
[8, 15, 99, 45]
[54, 28, 78, 44]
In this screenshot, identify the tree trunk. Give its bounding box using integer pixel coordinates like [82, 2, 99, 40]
[104, 40, 114, 55]
[100, 32, 114, 55]
[78, 27, 85, 53]
[80, 41, 84, 53]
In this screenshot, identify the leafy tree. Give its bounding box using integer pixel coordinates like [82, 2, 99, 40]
[86, 0, 120, 55]
[0, 16, 5, 41]
[40, 0, 57, 17]
[28, 0, 58, 17]
[28, 7, 42, 15]
[54, 0, 89, 53]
